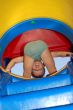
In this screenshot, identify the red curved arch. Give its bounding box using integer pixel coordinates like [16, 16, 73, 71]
[3, 29, 71, 60]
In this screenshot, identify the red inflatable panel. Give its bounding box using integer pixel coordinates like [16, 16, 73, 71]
[3, 29, 71, 59]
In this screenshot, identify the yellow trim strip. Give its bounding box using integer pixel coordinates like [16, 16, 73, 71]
[49, 66, 67, 76]
[0, 65, 67, 80]
[0, 66, 29, 80]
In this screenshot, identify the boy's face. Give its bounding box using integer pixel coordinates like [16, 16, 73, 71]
[32, 60, 45, 78]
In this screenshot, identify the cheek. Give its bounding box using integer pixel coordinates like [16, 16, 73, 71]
[32, 66, 36, 70]
[40, 64, 43, 68]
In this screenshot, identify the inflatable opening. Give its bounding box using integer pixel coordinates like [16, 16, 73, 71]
[11, 57, 70, 77]
[2, 29, 72, 78]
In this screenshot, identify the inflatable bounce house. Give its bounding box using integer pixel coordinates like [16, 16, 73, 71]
[0, 0, 73, 109]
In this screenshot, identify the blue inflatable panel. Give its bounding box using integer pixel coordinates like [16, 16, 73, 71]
[66, 60, 73, 83]
[67, 61, 73, 76]
[0, 85, 73, 110]
[11, 76, 24, 82]
[41, 104, 73, 110]
[58, 68, 68, 74]
[7, 74, 71, 95]
[0, 69, 12, 96]
[11, 67, 68, 83]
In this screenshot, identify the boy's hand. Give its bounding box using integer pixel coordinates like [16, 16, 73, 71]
[6, 68, 11, 72]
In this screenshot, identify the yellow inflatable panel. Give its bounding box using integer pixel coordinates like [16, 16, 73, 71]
[0, 0, 73, 37]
